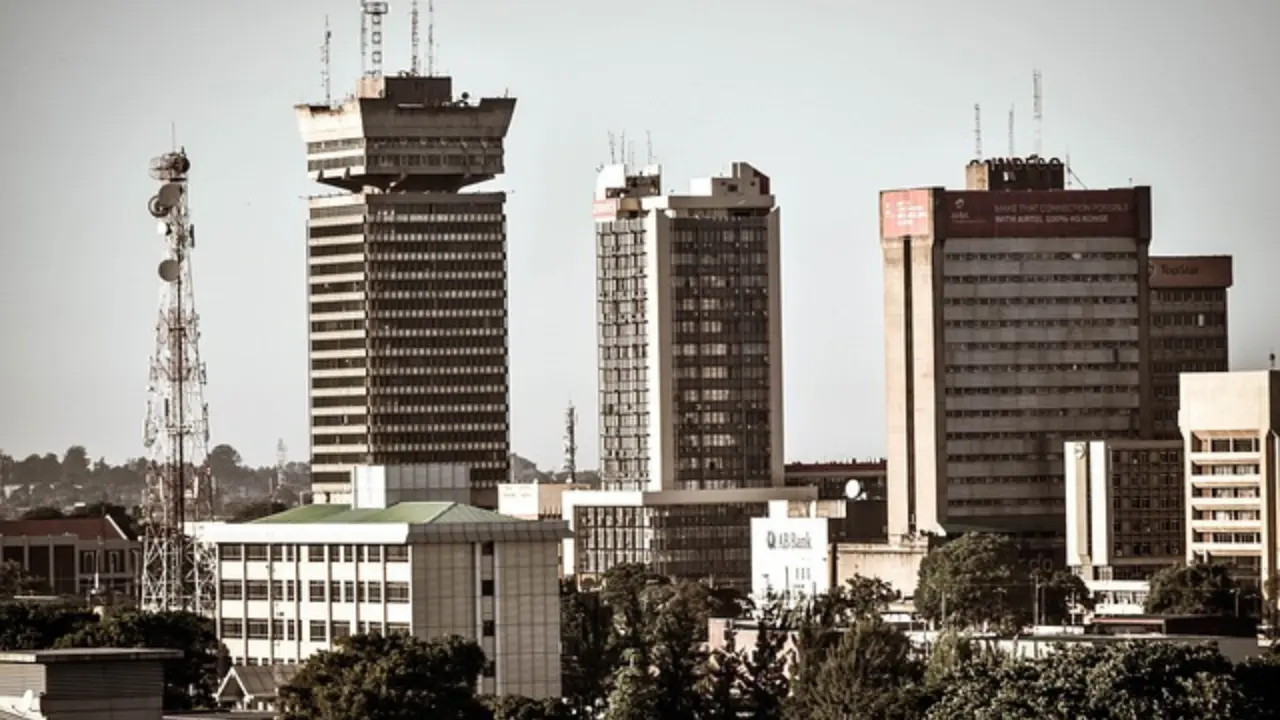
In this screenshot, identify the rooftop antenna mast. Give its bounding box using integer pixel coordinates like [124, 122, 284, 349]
[362, 1, 389, 78]
[427, 0, 436, 76]
[608, 132, 618, 164]
[410, 0, 420, 75]
[273, 439, 287, 505]
[1008, 105, 1015, 156]
[1032, 69, 1043, 157]
[563, 404, 578, 484]
[973, 103, 983, 159]
[646, 130, 654, 164]
[321, 16, 332, 105]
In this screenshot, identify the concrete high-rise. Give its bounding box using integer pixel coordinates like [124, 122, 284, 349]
[881, 157, 1153, 541]
[562, 162, 813, 588]
[1149, 256, 1233, 438]
[296, 74, 516, 508]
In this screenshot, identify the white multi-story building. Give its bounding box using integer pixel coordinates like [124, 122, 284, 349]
[1181, 370, 1280, 603]
[206, 499, 568, 699]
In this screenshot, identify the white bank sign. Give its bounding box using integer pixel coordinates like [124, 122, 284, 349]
[751, 517, 830, 604]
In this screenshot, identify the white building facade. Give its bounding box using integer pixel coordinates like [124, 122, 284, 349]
[750, 513, 831, 604]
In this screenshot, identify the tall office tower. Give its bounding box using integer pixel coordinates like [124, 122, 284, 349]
[563, 162, 811, 588]
[1149, 256, 1233, 438]
[881, 157, 1153, 543]
[296, 74, 516, 508]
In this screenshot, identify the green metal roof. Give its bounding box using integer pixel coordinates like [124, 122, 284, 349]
[249, 502, 524, 526]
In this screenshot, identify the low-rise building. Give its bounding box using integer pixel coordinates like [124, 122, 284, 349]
[0, 517, 138, 598]
[206, 500, 569, 700]
[0, 647, 181, 720]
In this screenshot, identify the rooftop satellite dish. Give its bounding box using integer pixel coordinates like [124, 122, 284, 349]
[148, 196, 167, 218]
[157, 182, 183, 208]
[844, 479, 863, 500]
[158, 258, 180, 283]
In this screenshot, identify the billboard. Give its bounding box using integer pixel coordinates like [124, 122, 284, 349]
[750, 517, 830, 604]
[880, 189, 934, 239]
[942, 188, 1146, 238]
[1148, 255, 1234, 289]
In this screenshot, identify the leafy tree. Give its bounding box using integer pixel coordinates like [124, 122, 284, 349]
[1035, 568, 1094, 625]
[55, 609, 220, 711]
[227, 500, 289, 523]
[22, 506, 65, 520]
[790, 617, 926, 720]
[600, 563, 668, 656]
[484, 694, 573, 720]
[701, 634, 748, 720]
[1235, 648, 1280, 720]
[915, 533, 1030, 632]
[602, 649, 661, 720]
[649, 582, 708, 720]
[61, 445, 91, 488]
[0, 602, 97, 650]
[560, 580, 615, 716]
[1145, 562, 1242, 616]
[922, 628, 975, 687]
[0, 560, 46, 597]
[280, 633, 489, 720]
[742, 594, 789, 720]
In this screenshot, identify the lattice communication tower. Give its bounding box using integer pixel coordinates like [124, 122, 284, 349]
[140, 149, 216, 614]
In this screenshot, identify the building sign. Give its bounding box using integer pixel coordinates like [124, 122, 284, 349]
[880, 189, 933, 239]
[942, 189, 1145, 239]
[1148, 255, 1233, 289]
[751, 517, 830, 605]
[765, 530, 813, 550]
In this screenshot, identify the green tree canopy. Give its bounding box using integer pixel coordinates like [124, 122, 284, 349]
[602, 648, 662, 720]
[1145, 562, 1244, 616]
[789, 617, 928, 720]
[0, 560, 46, 598]
[915, 533, 1030, 632]
[278, 633, 489, 720]
[560, 579, 616, 717]
[0, 602, 97, 650]
[483, 694, 573, 720]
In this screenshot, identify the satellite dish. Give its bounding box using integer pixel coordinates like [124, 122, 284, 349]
[844, 479, 863, 500]
[158, 259, 180, 283]
[156, 221, 170, 236]
[148, 196, 167, 218]
[157, 182, 184, 208]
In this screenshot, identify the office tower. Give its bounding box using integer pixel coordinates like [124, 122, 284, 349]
[1182, 370, 1280, 601]
[296, 74, 515, 508]
[1149, 256, 1233, 437]
[881, 157, 1153, 541]
[564, 162, 812, 588]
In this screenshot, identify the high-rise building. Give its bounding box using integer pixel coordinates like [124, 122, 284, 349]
[1182, 370, 1280, 604]
[563, 162, 812, 588]
[1149, 256, 1233, 438]
[881, 157, 1153, 541]
[295, 74, 515, 508]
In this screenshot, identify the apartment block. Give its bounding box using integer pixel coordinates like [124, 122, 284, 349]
[206, 500, 568, 699]
[1182, 370, 1280, 599]
[882, 157, 1153, 540]
[1149, 256, 1232, 438]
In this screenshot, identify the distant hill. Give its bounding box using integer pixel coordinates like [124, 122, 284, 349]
[508, 453, 599, 487]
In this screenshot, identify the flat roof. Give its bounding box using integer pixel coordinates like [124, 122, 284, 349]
[0, 648, 183, 664]
[251, 501, 523, 526]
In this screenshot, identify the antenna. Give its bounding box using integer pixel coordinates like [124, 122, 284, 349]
[973, 103, 983, 159]
[1008, 105, 1015, 156]
[563, 404, 578, 484]
[362, 2, 389, 78]
[620, 131, 627, 167]
[274, 439, 287, 505]
[1032, 69, 1043, 157]
[1270, 351, 1276, 370]
[608, 132, 617, 164]
[427, 0, 436, 76]
[321, 16, 332, 105]
[359, 2, 367, 76]
[410, 0, 420, 75]
[646, 131, 654, 164]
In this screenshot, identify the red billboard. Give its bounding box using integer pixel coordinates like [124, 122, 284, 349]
[941, 188, 1147, 238]
[1149, 255, 1234, 289]
[881, 189, 934, 238]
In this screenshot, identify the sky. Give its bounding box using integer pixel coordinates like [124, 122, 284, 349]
[1, 1, 1278, 470]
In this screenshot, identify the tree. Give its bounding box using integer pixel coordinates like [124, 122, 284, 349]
[1145, 562, 1242, 616]
[1234, 648, 1280, 720]
[914, 533, 1030, 632]
[55, 610, 220, 711]
[0, 602, 97, 650]
[600, 563, 668, 656]
[1035, 568, 1094, 625]
[790, 618, 926, 720]
[484, 695, 573, 720]
[602, 649, 661, 720]
[0, 560, 46, 597]
[61, 446, 91, 489]
[279, 633, 489, 720]
[742, 594, 789, 720]
[701, 634, 748, 720]
[649, 582, 709, 720]
[227, 500, 289, 523]
[560, 581, 616, 716]
[21, 506, 65, 520]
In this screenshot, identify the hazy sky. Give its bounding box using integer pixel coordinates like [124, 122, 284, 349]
[1, 1, 1277, 470]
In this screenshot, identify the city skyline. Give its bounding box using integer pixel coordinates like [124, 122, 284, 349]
[2, 1, 1278, 470]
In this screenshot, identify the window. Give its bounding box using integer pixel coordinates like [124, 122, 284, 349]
[385, 545, 409, 562]
[365, 545, 382, 562]
[343, 581, 355, 602]
[328, 545, 342, 562]
[221, 619, 244, 638]
[247, 620, 269, 640]
[309, 621, 327, 642]
[246, 581, 269, 600]
[481, 542, 494, 557]
[308, 545, 326, 562]
[220, 580, 244, 600]
[221, 545, 243, 562]
[80, 551, 96, 575]
[482, 620, 495, 637]
[107, 551, 124, 573]
[269, 545, 284, 562]
[343, 545, 356, 562]
[386, 582, 410, 603]
[481, 579, 494, 597]
[366, 581, 382, 603]
[387, 623, 409, 635]
[330, 581, 342, 603]
[246, 545, 268, 561]
[309, 580, 326, 602]
[332, 621, 351, 639]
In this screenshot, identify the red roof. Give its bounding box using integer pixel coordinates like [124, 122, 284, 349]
[0, 517, 128, 542]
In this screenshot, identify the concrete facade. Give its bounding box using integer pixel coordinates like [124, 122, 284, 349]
[295, 74, 516, 508]
[207, 502, 568, 700]
[0, 648, 180, 720]
[1181, 370, 1280, 602]
[881, 158, 1153, 540]
[1064, 439, 1184, 585]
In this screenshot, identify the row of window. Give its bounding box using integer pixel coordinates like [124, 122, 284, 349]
[220, 579, 410, 604]
[221, 544, 409, 563]
[221, 617, 410, 641]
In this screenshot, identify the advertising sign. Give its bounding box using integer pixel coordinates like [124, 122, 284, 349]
[942, 189, 1144, 238]
[750, 517, 830, 605]
[1148, 255, 1234, 289]
[881, 189, 933, 239]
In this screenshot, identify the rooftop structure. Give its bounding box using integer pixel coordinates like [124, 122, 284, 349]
[0, 647, 181, 720]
